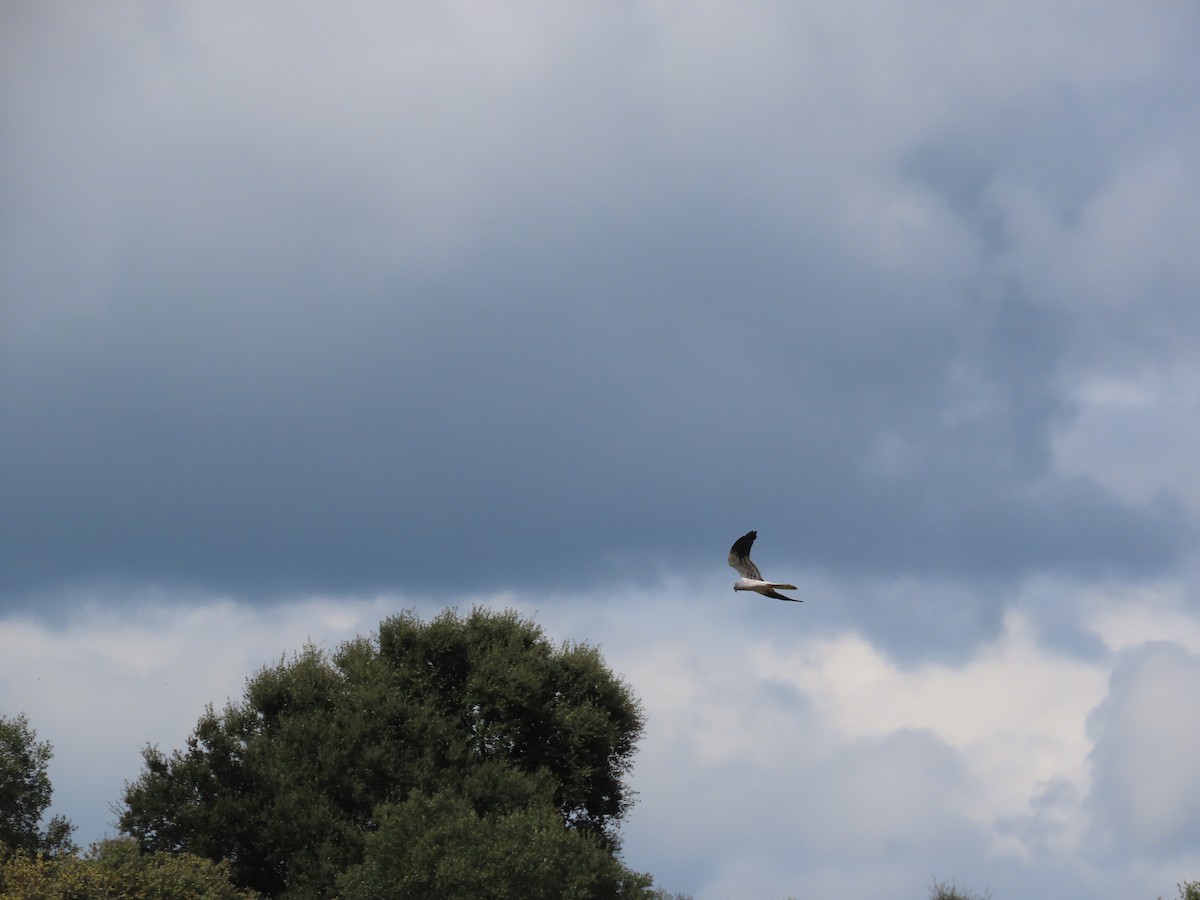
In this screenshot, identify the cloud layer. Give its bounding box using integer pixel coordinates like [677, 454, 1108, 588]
[5, 1, 1197, 611]
[4, 586, 1200, 899]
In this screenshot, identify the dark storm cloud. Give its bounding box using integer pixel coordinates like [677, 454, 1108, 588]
[2, 1, 1196, 605]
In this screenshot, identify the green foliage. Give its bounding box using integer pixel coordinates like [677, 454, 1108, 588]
[336, 787, 651, 899]
[0, 838, 255, 898]
[0, 714, 75, 860]
[1175, 882, 1200, 900]
[119, 608, 646, 898]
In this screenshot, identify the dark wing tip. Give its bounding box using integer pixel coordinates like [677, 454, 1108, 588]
[729, 530, 758, 556]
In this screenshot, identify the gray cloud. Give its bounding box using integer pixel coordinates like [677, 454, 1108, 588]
[2, 0, 1197, 640]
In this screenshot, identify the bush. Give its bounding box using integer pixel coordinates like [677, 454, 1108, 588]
[930, 878, 990, 900]
[0, 839, 255, 899]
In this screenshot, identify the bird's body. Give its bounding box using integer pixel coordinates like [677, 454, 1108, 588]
[728, 530, 800, 602]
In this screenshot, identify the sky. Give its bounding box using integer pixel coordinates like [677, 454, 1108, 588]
[3, 1, 1200, 897]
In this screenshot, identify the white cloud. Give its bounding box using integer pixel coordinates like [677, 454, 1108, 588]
[505, 580, 1200, 897]
[1088, 642, 1200, 855]
[4, 581, 1200, 897]
[757, 611, 1108, 858]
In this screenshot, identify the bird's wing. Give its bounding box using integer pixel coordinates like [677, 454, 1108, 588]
[762, 587, 802, 603]
[727, 530, 763, 580]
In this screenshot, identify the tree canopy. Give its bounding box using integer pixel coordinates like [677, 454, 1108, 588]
[119, 607, 648, 898]
[0, 712, 75, 860]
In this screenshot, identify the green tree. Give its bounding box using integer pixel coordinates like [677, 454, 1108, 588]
[0, 713, 75, 859]
[119, 608, 647, 898]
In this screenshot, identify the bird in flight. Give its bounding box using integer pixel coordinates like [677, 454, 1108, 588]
[728, 530, 801, 602]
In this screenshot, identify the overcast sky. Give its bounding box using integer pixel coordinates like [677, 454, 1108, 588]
[4, 1, 1200, 897]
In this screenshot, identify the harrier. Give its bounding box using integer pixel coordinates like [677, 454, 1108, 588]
[728, 530, 800, 602]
